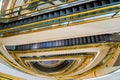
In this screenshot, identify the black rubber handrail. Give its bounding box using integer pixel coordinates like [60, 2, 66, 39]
[0, 0, 120, 30]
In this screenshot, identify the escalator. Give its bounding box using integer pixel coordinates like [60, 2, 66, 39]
[0, 0, 120, 37]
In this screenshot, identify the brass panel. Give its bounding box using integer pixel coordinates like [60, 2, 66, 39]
[0, 72, 23, 80]
[0, 42, 119, 79]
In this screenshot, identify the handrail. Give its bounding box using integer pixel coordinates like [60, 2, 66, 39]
[0, 0, 76, 19]
[0, 0, 120, 37]
[0, 3, 119, 37]
[6, 34, 111, 51]
[0, 0, 119, 23]
[0, 0, 39, 12]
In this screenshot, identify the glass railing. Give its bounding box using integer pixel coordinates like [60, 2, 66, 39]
[0, 0, 82, 19]
[0, 0, 120, 37]
[0, 0, 118, 22]
[0, 4, 120, 37]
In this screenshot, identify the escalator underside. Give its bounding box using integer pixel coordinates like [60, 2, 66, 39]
[0, 0, 120, 80]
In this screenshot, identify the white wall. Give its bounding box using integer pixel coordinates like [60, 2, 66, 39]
[0, 63, 50, 80]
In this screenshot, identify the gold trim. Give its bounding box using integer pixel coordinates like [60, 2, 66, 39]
[0, 53, 56, 78]
[21, 54, 93, 62]
[0, 72, 23, 80]
[0, 4, 120, 37]
[9, 42, 120, 53]
[0, 42, 120, 79]
[61, 45, 120, 79]
[1, 0, 76, 18]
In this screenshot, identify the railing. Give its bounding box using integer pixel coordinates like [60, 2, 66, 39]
[0, 5, 120, 37]
[0, 0, 120, 37]
[0, 0, 81, 19]
[1, 0, 120, 27]
[30, 60, 73, 73]
[6, 34, 112, 51]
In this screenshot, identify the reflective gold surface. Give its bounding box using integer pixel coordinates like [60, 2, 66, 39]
[0, 72, 23, 80]
[0, 4, 120, 37]
[0, 1, 120, 80]
[0, 42, 119, 79]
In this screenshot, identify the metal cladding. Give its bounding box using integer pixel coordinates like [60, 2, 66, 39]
[1, 0, 120, 29]
[0, 0, 120, 80]
[3, 33, 120, 79]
